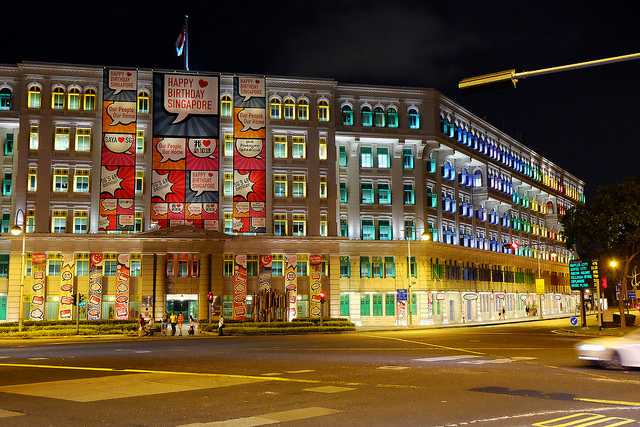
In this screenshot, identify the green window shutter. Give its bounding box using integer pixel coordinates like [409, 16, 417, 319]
[385, 294, 395, 316]
[340, 294, 350, 316]
[360, 294, 371, 316]
[373, 294, 383, 316]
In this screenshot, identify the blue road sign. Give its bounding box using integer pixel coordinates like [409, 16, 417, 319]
[628, 291, 636, 299]
[397, 289, 408, 301]
[570, 316, 578, 327]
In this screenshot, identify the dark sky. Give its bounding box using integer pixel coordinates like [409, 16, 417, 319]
[4, 1, 639, 193]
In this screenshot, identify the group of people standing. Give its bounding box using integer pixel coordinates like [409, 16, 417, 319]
[161, 312, 198, 336]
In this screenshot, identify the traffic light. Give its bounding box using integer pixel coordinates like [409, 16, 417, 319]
[207, 291, 214, 303]
[319, 292, 326, 304]
[601, 276, 608, 289]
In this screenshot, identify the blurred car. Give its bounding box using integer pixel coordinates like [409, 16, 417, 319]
[576, 329, 640, 368]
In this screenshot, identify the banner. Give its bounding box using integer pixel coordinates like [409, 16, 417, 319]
[309, 255, 323, 319]
[152, 72, 220, 230]
[88, 253, 104, 320]
[115, 254, 130, 320]
[285, 255, 297, 321]
[232, 255, 247, 320]
[99, 69, 137, 232]
[258, 255, 272, 292]
[30, 253, 46, 321]
[58, 254, 74, 320]
[232, 77, 266, 233]
[397, 289, 408, 324]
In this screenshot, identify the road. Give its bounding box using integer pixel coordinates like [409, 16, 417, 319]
[0, 319, 639, 426]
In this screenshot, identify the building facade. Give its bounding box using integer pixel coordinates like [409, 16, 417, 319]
[0, 62, 584, 326]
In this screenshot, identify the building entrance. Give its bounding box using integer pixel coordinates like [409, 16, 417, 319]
[166, 294, 198, 321]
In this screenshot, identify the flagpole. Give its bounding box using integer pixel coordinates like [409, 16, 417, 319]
[184, 14, 189, 71]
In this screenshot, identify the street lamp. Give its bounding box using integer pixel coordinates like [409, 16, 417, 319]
[405, 217, 431, 327]
[10, 209, 26, 332]
[609, 259, 619, 269]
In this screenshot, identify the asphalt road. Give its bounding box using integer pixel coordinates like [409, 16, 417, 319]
[0, 319, 639, 427]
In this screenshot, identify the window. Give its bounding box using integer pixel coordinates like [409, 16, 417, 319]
[54, 127, 70, 151]
[361, 183, 374, 204]
[386, 107, 398, 128]
[361, 218, 375, 240]
[29, 125, 39, 150]
[339, 182, 348, 203]
[27, 168, 37, 192]
[51, 210, 67, 233]
[134, 211, 143, 232]
[223, 210, 233, 234]
[224, 133, 233, 157]
[378, 219, 392, 240]
[374, 106, 385, 127]
[137, 91, 150, 113]
[73, 210, 88, 234]
[292, 136, 306, 159]
[136, 130, 145, 153]
[407, 256, 417, 278]
[318, 100, 330, 122]
[135, 170, 144, 195]
[319, 177, 327, 199]
[292, 175, 306, 198]
[3, 133, 13, 157]
[284, 98, 295, 120]
[68, 88, 80, 111]
[273, 174, 287, 198]
[26, 210, 35, 233]
[220, 95, 232, 117]
[224, 172, 233, 197]
[403, 183, 415, 205]
[0, 214, 7, 234]
[319, 136, 327, 160]
[273, 135, 287, 158]
[51, 87, 65, 110]
[75, 128, 91, 152]
[223, 255, 234, 277]
[340, 217, 348, 237]
[372, 294, 383, 316]
[272, 255, 284, 276]
[75, 253, 89, 276]
[403, 148, 414, 169]
[296, 255, 308, 276]
[28, 85, 41, 109]
[2, 173, 11, 197]
[377, 147, 390, 168]
[339, 146, 348, 167]
[292, 214, 306, 236]
[320, 214, 328, 237]
[340, 256, 350, 277]
[408, 108, 420, 129]
[83, 89, 96, 111]
[273, 213, 287, 236]
[341, 105, 354, 126]
[48, 254, 63, 276]
[0, 88, 11, 111]
[385, 257, 396, 278]
[130, 254, 142, 277]
[360, 256, 371, 278]
[104, 255, 118, 276]
[297, 99, 309, 120]
[270, 97, 282, 119]
[361, 106, 372, 127]
[73, 169, 90, 192]
[473, 170, 483, 187]
[360, 147, 373, 168]
[378, 182, 391, 205]
[52, 168, 69, 192]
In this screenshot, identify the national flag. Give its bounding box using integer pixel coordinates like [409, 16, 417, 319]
[175, 26, 186, 57]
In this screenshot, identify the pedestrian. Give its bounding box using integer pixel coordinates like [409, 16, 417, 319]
[177, 312, 184, 336]
[218, 315, 224, 336]
[170, 312, 177, 336]
[161, 313, 168, 336]
[188, 314, 197, 336]
[502, 307, 506, 320]
[138, 314, 145, 337]
[525, 305, 530, 316]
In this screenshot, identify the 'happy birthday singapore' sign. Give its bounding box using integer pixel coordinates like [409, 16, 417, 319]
[152, 72, 220, 230]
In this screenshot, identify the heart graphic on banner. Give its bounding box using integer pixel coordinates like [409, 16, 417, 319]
[117, 137, 125, 143]
[127, 72, 132, 76]
[202, 140, 211, 147]
[199, 79, 208, 88]
[208, 172, 214, 177]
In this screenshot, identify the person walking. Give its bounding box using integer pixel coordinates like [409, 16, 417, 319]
[188, 314, 197, 336]
[138, 314, 146, 337]
[170, 312, 177, 336]
[218, 315, 224, 336]
[177, 312, 185, 336]
[161, 313, 168, 336]
[502, 307, 506, 320]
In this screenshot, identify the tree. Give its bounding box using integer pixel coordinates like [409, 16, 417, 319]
[562, 178, 640, 327]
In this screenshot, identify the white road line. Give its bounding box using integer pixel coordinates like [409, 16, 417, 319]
[458, 358, 513, 365]
[413, 355, 479, 362]
[259, 372, 283, 376]
[179, 406, 339, 426]
[303, 386, 356, 394]
[0, 409, 23, 418]
[26, 357, 48, 361]
[0, 356, 10, 359]
[377, 366, 410, 370]
[510, 356, 537, 361]
[284, 369, 315, 374]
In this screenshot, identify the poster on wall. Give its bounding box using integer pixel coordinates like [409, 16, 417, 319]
[232, 76, 266, 233]
[88, 253, 104, 321]
[396, 288, 408, 324]
[99, 68, 138, 232]
[152, 72, 220, 230]
[258, 255, 272, 292]
[30, 253, 46, 321]
[309, 255, 323, 319]
[232, 255, 247, 320]
[58, 254, 75, 320]
[285, 255, 297, 321]
[115, 254, 130, 320]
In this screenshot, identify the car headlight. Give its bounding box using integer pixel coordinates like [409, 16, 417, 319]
[578, 344, 606, 352]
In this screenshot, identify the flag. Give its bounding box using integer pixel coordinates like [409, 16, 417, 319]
[175, 25, 186, 57]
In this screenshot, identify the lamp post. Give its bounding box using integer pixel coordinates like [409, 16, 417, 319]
[405, 218, 431, 327]
[10, 209, 26, 332]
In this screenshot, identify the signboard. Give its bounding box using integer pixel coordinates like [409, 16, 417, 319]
[570, 316, 578, 327]
[629, 291, 636, 299]
[569, 260, 593, 290]
[285, 255, 297, 321]
[58, 254, 74, 320]
[30, 253, 46, 321]
[115, 254, 130, 320]
[309, 255, 323, 319]
[87, 253, 104, 320]
[397, 289, 408, 323]
[535, 278, 545, 295]
[232, 255, 248, 320]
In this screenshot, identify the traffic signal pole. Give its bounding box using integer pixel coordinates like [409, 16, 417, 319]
[579, 288, 587, 328]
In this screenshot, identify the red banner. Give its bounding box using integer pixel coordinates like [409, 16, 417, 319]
[232, 255, 247, 320]
[30, 253, 46, 321]
[115, 254, 130, 320]
[285, 255, 297, 321]
[310, 255, 323, 319]
[88, 253, 103, 320]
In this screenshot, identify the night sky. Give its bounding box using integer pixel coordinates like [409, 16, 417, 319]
[3, 1, 639, 193]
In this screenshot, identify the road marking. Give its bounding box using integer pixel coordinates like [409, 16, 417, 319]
[0, 409, 23, 418]
[134, 350, 151, 354]
[575, 398, 640, 407]
[179, 406, 339, 426]
[532, 412, 635, 427]
[284, 369, 315, 374]
[458, 358, 513, 365]
[0, 356, 10, 359]
[260, 372, 283, 376]
[511, 356, 538, 361]
[0, 363, 320, 384]
[27, 357, 48, 360]
[377, 365, 410, 370]
[303, 386, 356, 394]
[361, 334, 485, 355]
[413, 355, 480, 362]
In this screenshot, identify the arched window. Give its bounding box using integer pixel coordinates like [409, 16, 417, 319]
[473, 170, 483, 187]
[317, 100, 330, 122]
[0, 88, 12, 111]
[341, 104, 353, 126]
[373, 106, 385, 127]
[297, 98, 309, 120]
[83, 88, 96, 111]
[220, 95, 232, 118]
[27, 85, 41, 109]
[270, 97, 282, 119]
[283, 98, 295, 120]
[67, 87, 81, 111]
[137, 90, 150, 113]
[51, 87, 65, 110]
[408, 108, 420, 129]
[385, 107, 398, 128]
[546, 201, 554, 214]
[361, 105, 372, 127]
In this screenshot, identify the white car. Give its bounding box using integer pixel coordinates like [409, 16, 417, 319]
[576, 330, 640, 368]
